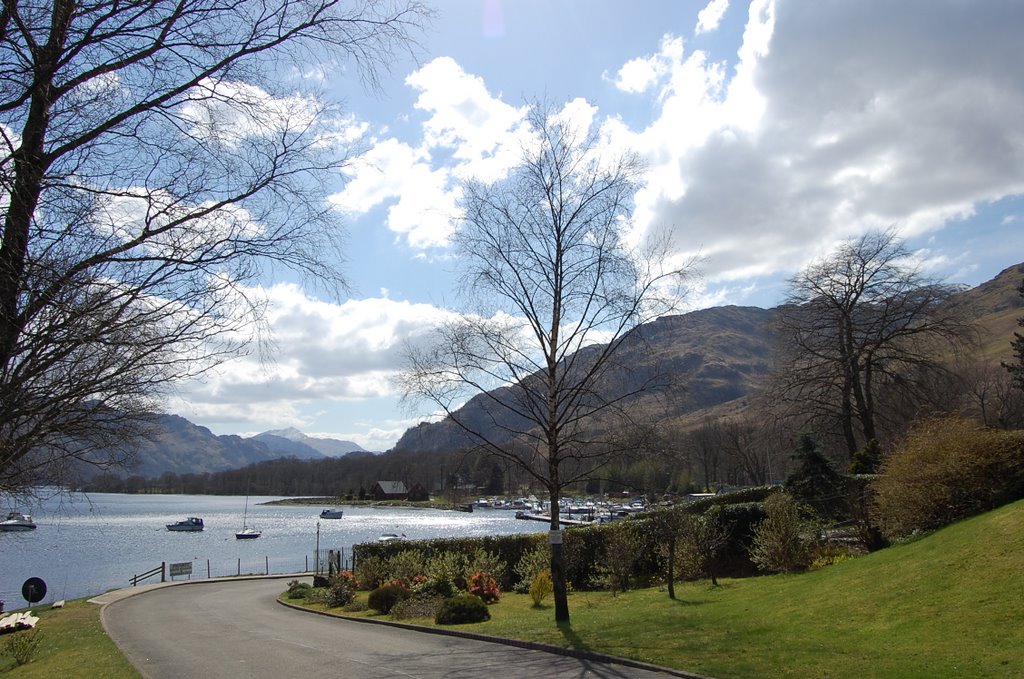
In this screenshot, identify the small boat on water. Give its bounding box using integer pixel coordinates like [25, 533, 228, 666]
[235, 495, 261, 540]
[378, 532, 406, 542]
[166, 517, 204, 532]
[0, 512, 36, 532]
[319, 508, 344, 519]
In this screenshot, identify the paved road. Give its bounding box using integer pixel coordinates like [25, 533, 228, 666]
[102, 577, 687, 679]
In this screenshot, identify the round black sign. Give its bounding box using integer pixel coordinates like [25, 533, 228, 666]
[22, 577, 46, 604]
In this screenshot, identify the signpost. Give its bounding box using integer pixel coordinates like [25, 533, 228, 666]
[169, 561, 193, 579]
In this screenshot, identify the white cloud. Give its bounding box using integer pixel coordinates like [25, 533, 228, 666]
[695, 0, 730, 35]
[623, 0, 1024, 298]
[172, 284, 457, 428]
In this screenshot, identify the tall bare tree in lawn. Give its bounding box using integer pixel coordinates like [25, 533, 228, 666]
[773, 229, 974, 461]
[0, 0, 428, 496]
[401, 102, 693, 623]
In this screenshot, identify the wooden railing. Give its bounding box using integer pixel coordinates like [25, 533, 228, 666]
[130, 562, 165, 587]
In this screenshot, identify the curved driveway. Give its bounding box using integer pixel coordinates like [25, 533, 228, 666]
[102, 577, 690, 679]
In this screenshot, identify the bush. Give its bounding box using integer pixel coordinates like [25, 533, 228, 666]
[872, 417, 1024, 538]
[367, 583, 410, 614]
[325, 574, 356, 608]
[467, 571, 500, 603]
[285, 580, 312, 600]
[529, 570, 553, 607]
[749, 493, 815, 573]
[2, 629, 42, 666]
[424, 551, 467, 592]
[435, 594, 490, 625]
[390, 595, 443, 620]
[512, 543, 551, 593]
[385, 550, 426, 588]
[354, 555, 388, 591]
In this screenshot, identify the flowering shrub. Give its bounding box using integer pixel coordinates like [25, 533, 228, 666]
[334, 570, 359, 589]
[467, 571, 501, 604]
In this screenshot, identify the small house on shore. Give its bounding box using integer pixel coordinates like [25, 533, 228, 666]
[372, 481, 408, 501]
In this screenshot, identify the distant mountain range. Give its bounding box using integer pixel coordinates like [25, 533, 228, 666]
[109, 420, 370, 478]
[98, 261, 1023, 479]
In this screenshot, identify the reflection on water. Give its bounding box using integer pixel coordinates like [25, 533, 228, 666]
[0, 493, 542, 606]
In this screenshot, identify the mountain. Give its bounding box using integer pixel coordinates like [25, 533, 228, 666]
[392, 305, 778, 453]
[116, 414, 285, 477]
[392, 264, 1024, 454]
[255, 427, 368, 457]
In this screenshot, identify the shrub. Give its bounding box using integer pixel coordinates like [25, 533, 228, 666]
[390, 596, 443, 620]
[529, 570, 553, 607]
[2, 629, 42, 666]
[285, 580, 312, 600]
[513, 543, 550, 593]
[384, 550, 426, 588]
[872, 417, 1024, 538]
[354, 555, 388, 590]
[435, 594, 490, 625]
[749, 493, 815, 573]
[325, 574, 356, 608]
[424, 550, 468, 592]
[367, 583, 410, 614]
[467, 571, 500, 604]
[466, 548, 506, 585]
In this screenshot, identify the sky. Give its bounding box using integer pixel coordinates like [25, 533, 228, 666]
[168, 0, 1024, 451]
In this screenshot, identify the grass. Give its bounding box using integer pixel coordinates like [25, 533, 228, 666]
[0, 599, 141, 677]
[289, 499, 1024, 679]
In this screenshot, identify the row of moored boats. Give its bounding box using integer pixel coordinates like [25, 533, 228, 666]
[164, 506, 347, 540]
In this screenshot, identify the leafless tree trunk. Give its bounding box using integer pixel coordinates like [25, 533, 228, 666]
[0, 0, 427, 495]
[772, 229, 974, 460]
[401, 101, 693, 624]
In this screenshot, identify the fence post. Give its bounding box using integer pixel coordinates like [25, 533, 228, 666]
[207, 559, 211, 579]
[305, 554, 308, 572]
[265, 556, 269, 575]
[161, 562, 166, 583]
[237, 558, 241, 576]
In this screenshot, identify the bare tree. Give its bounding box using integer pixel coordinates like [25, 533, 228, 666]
[772, 229, 974, 460]
[401, 102, 692, 623]
[0, 1, 427, 496]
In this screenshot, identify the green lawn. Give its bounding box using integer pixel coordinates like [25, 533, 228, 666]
[0, 599, 141, 678]
[296, 499, 1024, 679]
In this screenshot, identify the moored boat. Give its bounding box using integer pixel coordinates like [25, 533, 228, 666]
[378, 532, 405, 542]
[319, 508, 344, 519]
[0, 512, 36, 532]
[166, 517, 204, 532]
[235, 495, 260, 539]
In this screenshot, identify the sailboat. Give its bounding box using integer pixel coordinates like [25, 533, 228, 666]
[235, 494, 261, 540]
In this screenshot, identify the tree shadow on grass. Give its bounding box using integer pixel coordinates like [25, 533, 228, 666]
[556, 620, 591, 652]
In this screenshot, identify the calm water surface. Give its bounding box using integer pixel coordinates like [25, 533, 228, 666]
[0, 493, 543, 607]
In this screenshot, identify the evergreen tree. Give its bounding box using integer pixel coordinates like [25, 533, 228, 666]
[784, 433, 845, 519]
[1003, 278, 1024, 393]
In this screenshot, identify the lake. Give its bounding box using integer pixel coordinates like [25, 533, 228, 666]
[0, 493, 545, 607]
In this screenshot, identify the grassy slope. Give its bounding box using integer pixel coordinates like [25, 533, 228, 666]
[331, 499, 1024, 679]
[0, 600, 140, 678]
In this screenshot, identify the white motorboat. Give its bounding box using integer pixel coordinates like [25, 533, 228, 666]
[319, 508, 344, 519]
[378, 532, 405, 542]
[166, 517, 204, 532]
[0, 512, 36, 532]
